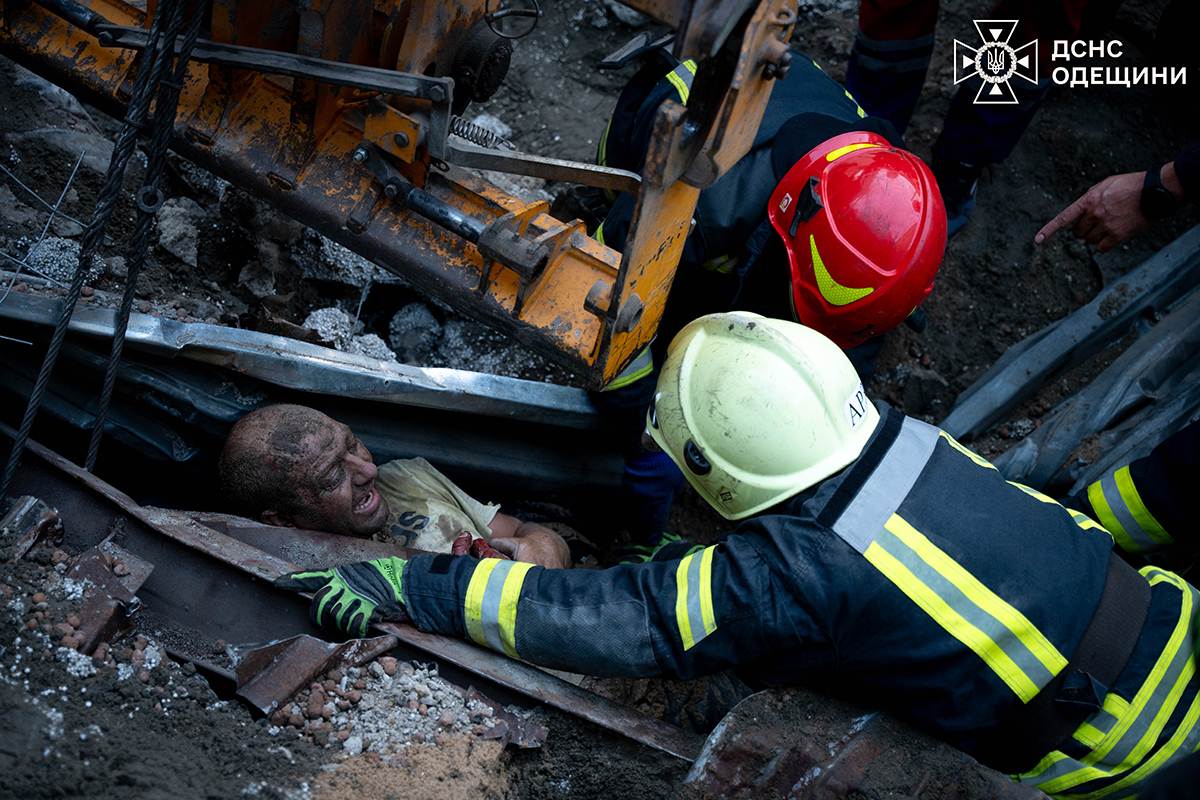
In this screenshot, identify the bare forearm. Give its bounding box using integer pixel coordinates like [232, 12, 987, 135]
[489, 518, 572, 569]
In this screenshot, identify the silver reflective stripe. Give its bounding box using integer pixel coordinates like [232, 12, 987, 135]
[833, 417, 940, 553]
[1097, 473, 1159, 553]
[683, 552, 706, 638]
[479, 560, 521, 654]
[604, 346, 654, 391]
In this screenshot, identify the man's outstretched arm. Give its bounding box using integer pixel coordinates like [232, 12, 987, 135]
[485, 513, 572, 569]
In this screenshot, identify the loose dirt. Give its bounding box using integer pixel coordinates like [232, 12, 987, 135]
[2, 0, 1198, 798]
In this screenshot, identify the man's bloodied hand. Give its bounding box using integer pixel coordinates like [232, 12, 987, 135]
[453, 527, 571, 569]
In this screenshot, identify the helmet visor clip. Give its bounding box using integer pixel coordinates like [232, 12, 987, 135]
[790, 176, 823, 237]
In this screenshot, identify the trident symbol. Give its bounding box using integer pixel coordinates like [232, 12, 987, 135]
[987, 48, 1005, 74]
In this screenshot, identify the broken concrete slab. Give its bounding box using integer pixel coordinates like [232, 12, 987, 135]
[4, 129, 115, 177]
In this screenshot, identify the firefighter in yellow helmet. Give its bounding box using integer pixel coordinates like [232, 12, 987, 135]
[591, 48, 945, 560]
[279, 312, 1200, 798]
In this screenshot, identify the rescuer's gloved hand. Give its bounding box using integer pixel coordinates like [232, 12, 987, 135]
[274, 557, 408, 637]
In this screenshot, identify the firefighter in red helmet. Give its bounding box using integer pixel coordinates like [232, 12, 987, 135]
[589, 46, 948, 560]
[767, 131, 946, 348]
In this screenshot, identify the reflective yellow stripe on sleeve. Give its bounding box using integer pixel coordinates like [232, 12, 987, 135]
[701, 253, 738, 274]
[1008, 480, 1112, 538]
[939, 431, 997, 471]
[1087, 467, 1173, 554]
[865, 514, 1068, 702]
[464, 560, 534, 659]
[675, 546, 717, 650]
[664, 60, 698, 105]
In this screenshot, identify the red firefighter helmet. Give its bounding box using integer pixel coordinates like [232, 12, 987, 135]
[767, 131, 947, 349]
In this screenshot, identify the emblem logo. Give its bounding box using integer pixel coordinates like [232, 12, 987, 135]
[954, 20, 1038, 104]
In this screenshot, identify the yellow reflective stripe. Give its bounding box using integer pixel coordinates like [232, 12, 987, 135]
[1022, 569, 1197, 794]
[843, 88, 867, 117]
[495, 563, 531, 658]
[1026, 691, 1200, 799]
[604, 347, 653, 391]
[665, 60, 697, 105]
[1073, 693, 1130, 749]
[826, 142, 882, 162]
[1070, 508, 1112, 536]
[811, 234, 874, 306]
[1114, 467, 1170, 545]
[701, 253, 738, 274]
[675, 546, 717, 650]
[464, 559, 501, 647]
[1091, 467, 1173, 554]
[867, 515, 1067, 702]
[463, 560, 534, 658]
[594, 221, 606, 246]
[942, 432, 1112, 539]
[939, 431, 996, 470]
[1088, 479, 1120, 531]
[1007, 481, 1111, 537]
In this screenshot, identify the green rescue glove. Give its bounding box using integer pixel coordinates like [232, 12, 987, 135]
[274, 557, 408, 637]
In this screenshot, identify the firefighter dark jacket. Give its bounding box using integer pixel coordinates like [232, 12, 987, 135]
[400, 403, 1200, 799]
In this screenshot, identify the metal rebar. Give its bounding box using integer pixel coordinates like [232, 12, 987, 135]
[0, 162, 95, 234]
[0, 151, 87, 304]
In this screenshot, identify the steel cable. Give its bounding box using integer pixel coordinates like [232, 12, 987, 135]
[86, 1, 206, 472]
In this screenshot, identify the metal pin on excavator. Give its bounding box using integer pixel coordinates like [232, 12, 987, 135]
[0, 0, 797, 388]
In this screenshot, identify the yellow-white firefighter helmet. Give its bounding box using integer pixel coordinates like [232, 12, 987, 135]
[645, 312, 880, 520]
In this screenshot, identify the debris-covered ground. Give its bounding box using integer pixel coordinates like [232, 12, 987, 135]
[2, 0, 1199, 797]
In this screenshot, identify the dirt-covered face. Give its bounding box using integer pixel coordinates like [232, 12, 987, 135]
[282, 418, 391, 537]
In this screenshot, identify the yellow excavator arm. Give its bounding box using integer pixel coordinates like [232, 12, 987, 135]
[0, 0, 796, 388]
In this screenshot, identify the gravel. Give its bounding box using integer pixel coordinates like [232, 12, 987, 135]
[266, 658, 520, 755]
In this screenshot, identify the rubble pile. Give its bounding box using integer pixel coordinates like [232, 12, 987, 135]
[270, 658, 513, 755]
[0, 501, 521, 797]
[4, 543, 217, 688]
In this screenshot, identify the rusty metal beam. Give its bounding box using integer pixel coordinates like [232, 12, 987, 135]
[233, 633, 400, 717]
[65, 540, 151, 654]
[683, 688, 1046, 799]
[1, 495, 63, 560]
